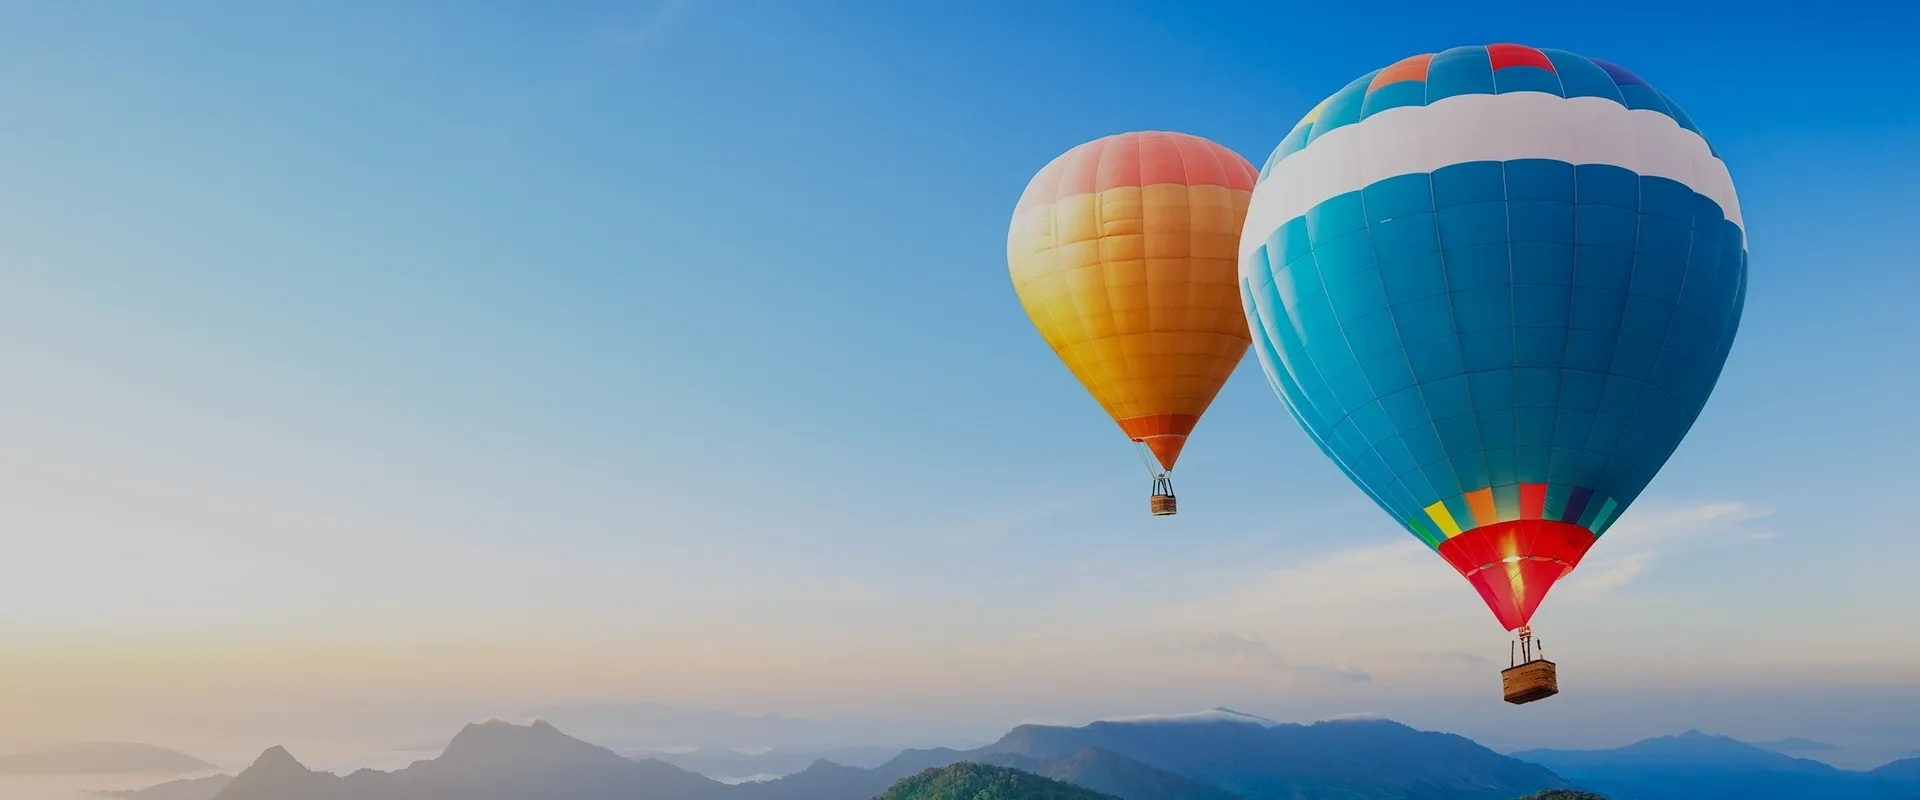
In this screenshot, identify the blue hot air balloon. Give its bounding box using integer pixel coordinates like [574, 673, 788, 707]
[1237, 44, 1746, 703]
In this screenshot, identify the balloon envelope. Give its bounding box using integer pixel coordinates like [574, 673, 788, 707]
[1010, 131, 1257, 471]
[1238, 45, 1746, 630]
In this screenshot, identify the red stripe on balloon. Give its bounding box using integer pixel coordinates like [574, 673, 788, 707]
[1437, 519, 1597, 630]
[1519, 483, 1547, 520]
[1487, 43, 1555, 73]
[1013, 132, 1257, 212]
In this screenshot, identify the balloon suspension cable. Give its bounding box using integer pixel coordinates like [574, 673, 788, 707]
[1511, 626, 1543, 667]
[1135, 440, 1177, 516]
[1130, 440, 1164, 480]
[1133, 443, 1174, 494]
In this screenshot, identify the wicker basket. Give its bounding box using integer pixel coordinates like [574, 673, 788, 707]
[1501, 659, 1558, 705]
[1150, 494, 1178, 516]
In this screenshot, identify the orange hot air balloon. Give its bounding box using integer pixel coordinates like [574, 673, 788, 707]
[1007, 131, 1258, 516]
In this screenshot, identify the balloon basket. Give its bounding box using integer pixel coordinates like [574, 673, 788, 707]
[1149, 474, 1176, 516]
[1502, 626, 1557, 704]
[1501, 659, 1558, 704]
[1150, 494, 1178, 516]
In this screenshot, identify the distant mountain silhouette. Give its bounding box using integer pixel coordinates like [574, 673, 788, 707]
[1749, 736, 1840, 754]
[876, 762, 1116, 800]
[1870, 757, 1920, 781]
[213, 721, 725, 800]
[640, 745, 902, 780]
[93, 774, 233, 800]
[1515, 729, 1841, 775]
[1512, 729, 1920, 799]
[211, 746, 339, 800]
[1087, 708, 1279, 726]
[0, 743, 216, 775]
[529, 701, 974, 753]
[726, 757, 901, 800]
[213, 712, 1570, 800]
[971, 711, 1565, 800]
[969, 747, 1236, 800]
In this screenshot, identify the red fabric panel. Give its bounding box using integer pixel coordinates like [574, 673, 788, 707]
[1017, 132, 1257, 210]
[1519, 483, 1547, 520]
[1488, 43, 1555, 72]
[1437, 520, 1598, 630]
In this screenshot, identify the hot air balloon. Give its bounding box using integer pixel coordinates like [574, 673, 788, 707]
[1009, 131, 1258, 516]
[1237, 45, 1746, 702]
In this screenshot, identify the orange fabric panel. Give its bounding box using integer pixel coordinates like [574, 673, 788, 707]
[1012, 131, 1258, 211]
[1008, 132, 1256, 471]
[1465, 488, 1498, 528]
[1368, 53, 1434, 89]
[1116, 413, 1200, 439]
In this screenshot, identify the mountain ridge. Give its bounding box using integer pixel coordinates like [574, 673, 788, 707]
[1871, 757, 1920, 780]
[92, 774, 234, 800]
[210, 713, 1564, 800]
[96, 712, 1918, 800]
[1511, 729, 1920, 800]
[0, 743, 216, 775]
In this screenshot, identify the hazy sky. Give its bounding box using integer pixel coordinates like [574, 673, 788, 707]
[2, 0, 1918, 772]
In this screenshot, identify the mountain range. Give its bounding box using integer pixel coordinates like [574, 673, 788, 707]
[82, 709, 1911, 800]
[95, 774, 236, 800]
[205, 710, 1568, 800]
[0, 742, 216, 775]
[637, 745, 903, 781]
[1513, 729, 1920, 800]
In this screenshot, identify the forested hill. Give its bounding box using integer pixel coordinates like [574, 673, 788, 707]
[875, 763, 1117, 800]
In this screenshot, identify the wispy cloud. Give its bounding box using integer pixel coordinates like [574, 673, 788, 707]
[1573, 551, 1653, 592]
[1399, 650, 1498, 670]
[1189, 633, 1372, 686]
[1126, 499, 1782, 686]
[1148, 540, 1470, 646]
[1559, 500, 1775, 597]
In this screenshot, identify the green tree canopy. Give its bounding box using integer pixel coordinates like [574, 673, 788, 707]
[876, 762, 1119, 800]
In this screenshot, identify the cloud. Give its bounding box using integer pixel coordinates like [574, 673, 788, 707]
[1599, 501, 1774, 546]
[1147, 540, 1478, 661]
[1559, 500, 1775, 597]
[1400, 650, 1498, 669]
[1189, 633, 1373, 686]
[1571, 551, 1652, 592]
[1128, 499, 1781, 688]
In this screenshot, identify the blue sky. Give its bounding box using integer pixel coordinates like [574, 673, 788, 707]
[1, 0, 1917, 769]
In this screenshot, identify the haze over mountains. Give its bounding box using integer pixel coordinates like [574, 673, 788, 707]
[529, 702, 982, 754]
[202, 712, 1575, 800]
[175, 709, 1920, 800]
[194, 709, 1566, 798]
[1514, 730, 1920, 800]
[0, 745, 213, 776]
[637, 747, 902, 783]
[14, 705, 1917, 800]
[94, 775, 234, 800]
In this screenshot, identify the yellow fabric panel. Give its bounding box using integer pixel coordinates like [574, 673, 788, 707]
[1424, 501, 1463, 538]
[1008, 183, 1253, 437]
